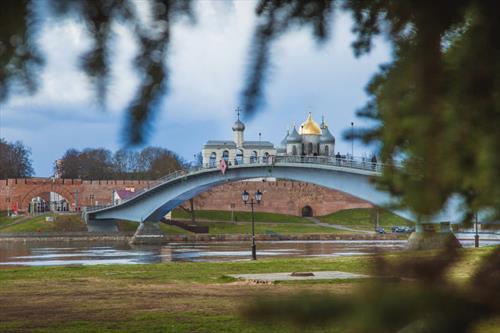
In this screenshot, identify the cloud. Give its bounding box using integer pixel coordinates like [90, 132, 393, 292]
[0, 1, 390, 176]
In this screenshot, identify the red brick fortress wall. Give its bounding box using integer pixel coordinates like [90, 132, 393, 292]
[0, 178, 154, 212]
[187, 180, 372, 217]
[0, 178, 373, 217]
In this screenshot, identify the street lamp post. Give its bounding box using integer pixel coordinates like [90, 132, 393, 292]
[242, 189, 263, 260]
[474, 213, 479, 248]
[258, 132, 262, 163]
[351, 122, 354, 159]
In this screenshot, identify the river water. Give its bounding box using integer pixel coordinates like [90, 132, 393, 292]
[0, 233, 498, 267]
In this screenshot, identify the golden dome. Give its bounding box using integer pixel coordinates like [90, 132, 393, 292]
[299, 113, 322, 135]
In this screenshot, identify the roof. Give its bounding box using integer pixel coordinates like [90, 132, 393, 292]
[279, 130, 289, 147]
[299, 113, 322, 136]
[115, 189, 136, 200]
[286, 126, 301, 143]
[320, 127, 335, 143]
[232, 119, 245, 131]
[242, 141, 275, 149]
[203, 140, 237, 148]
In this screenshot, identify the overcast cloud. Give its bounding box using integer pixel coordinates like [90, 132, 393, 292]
[0, 1, 391, 176]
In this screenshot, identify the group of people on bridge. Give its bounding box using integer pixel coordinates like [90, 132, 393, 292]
[213, 153, 380, 174]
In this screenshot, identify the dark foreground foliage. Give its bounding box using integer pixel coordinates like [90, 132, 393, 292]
[243, 244, 500, 333]
[2, 0, 499, 220]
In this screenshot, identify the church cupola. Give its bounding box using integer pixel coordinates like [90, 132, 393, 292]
[232, 108, 245, 147]
[299, 112, 322, 136]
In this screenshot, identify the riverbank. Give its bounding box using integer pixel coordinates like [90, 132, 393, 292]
[0, 231, 407, 243]
[1, 208, 414, 235]
[0, 247, 497, 333]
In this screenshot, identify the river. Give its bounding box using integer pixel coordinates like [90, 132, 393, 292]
[0, 232, 498, 267]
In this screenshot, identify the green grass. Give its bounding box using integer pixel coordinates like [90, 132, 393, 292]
[170, 208, 341, 235]
[196, 221, 342, 235]
[0, 208, 410, 235]
[116, 220, 193, 234]
[0, 247, 495, 284]
[14, 315, 319, 333]
[0, 211, 24, 228]
[172, 209, 310, 223]
[115, 220, 139, 232]
[0, 248, 497, 333]
[159, 223, 193, 234]
[319, 208, 413, 230]
[0, 256, 373, 284]
[0, 213, 86, 232]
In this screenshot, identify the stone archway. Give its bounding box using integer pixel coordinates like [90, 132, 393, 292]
[301, 205, 313, 217]
[21, 185, 75, 211]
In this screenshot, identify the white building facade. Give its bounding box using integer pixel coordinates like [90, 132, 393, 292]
[202, 112, 335, 166]
[202, 112, 277, 166]
[278, 113, 335, 157]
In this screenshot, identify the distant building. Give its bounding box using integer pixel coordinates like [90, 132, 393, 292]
[278, 112, 335, 157]
[202, 110, 276, 166]
[54, 159, 63, 179]
[113, 188, 136, 205]
[202, 111, 336, 166]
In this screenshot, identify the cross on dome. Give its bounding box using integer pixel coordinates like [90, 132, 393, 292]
[232, 107, 245, 131]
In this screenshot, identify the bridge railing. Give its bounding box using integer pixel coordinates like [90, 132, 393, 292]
[197, 155, 398, 173]
[271, 155, 395, 173]
[86, 155, 399, 212]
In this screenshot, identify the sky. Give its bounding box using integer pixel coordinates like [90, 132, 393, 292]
[0, 1, 391, 177]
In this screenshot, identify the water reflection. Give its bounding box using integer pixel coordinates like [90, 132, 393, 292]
[0, 234, 498, 267]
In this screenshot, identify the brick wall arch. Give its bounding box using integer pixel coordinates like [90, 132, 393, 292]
[1, 178, 371, 216]
[20, 185, 75, 210]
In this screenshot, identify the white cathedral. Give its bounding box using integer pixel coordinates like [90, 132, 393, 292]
[202, 111, 335, 166]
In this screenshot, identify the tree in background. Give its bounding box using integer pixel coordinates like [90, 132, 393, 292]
[113, 149, 140, 179]
[57, 146, 183, 180]
[0, 138, 34, 178]
[58, 149, 81, 179]
[137, 146, 183, 179]
[2, 0, 499, 220]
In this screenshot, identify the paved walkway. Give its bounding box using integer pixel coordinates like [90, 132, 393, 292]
[306, 217, 373, 234]
[229, 271, 370, 282]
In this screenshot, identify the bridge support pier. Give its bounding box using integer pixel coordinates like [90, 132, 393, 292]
[86, 219, 118, 233]
[407, 222, 461, 250]
[130, 221, 164, 245]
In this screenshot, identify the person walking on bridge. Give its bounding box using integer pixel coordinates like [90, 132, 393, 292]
[371, 155, 377, 171]
[335, 152, 341, 165]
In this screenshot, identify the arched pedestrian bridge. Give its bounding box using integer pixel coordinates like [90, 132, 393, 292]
[84, 156, 462, 232]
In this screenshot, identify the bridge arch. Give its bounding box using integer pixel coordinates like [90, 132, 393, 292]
[87, 162, 410, 224]
[86, 159, 465, 228]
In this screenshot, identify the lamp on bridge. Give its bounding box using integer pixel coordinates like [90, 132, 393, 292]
[242, 190, 262, 260]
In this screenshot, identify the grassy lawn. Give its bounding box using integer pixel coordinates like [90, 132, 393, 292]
[171, 208, 342, 235]
[196, 221, 343, 235]
[0, 211, 25, 228]
[0, 209, 408, 235]
[110, 220, 191, 235]
[319, 208, 413, 230]
[159, 223, 193, 235]
[172, 209, 310, 224]
[0, 213, 86, 233]
[107, 219, 335, 235]
[0, 247, 497, 333]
